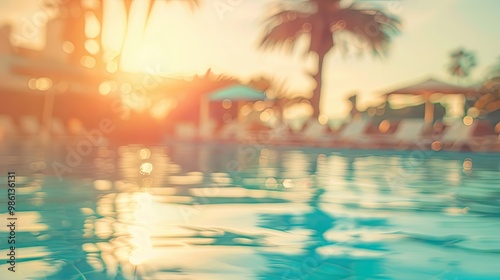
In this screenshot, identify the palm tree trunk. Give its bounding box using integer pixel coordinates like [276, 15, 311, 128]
[311, 51, 326, 119]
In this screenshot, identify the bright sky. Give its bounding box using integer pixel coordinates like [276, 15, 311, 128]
[1, 0, 500, 119]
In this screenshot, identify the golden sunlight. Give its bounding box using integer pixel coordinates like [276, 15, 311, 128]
[85, 11, 101, 39]
[101, 0, 127, 62]
[100, 0, 210, 74]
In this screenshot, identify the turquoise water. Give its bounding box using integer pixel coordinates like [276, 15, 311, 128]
[1, 141, 499, 280]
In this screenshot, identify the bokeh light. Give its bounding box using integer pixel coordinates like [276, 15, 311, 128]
[318, 114, 328, 125]
[260, 110, 270, 122]
[463, 158, 472, 170]
[99, 82, 112, 95]
[140, 162, 153, 175]
[222, 99, 232, 109]
[462, 115, 473, 126]
[138, 148, 151, 160]
[379, 120, 391, 133]
[254, 101, 266, 111]
[80, 56, 96, 68]
[431, 141, 442, 151]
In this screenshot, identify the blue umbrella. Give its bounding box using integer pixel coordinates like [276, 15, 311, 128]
[209, 85, 266, 101]
[200, 85, 266, 139]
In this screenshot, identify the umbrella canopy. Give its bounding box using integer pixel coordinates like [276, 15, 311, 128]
[384, 77, 474, 126]
[200, 85, 266, 138]
[385, 78, 474, 95]
[209, 85, 266, 101]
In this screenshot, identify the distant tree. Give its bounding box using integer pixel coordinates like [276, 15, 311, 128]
[448, 48, 477, 83]
[257, 76, 310, 121]
[485, 56, 500, 80]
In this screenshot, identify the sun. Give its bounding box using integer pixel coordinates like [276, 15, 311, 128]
[100, 0, 204, 75]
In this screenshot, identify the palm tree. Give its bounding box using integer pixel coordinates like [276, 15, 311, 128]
[448, 48, 477, 83]
[485, 56, 500, 80]
[260, 0, 400, 118]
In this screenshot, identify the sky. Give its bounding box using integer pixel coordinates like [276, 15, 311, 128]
[1, 0, 500, 119]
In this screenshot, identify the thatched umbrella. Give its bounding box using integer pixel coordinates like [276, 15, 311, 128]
[384, 77, 474, 126]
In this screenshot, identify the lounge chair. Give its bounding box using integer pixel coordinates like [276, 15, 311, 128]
[271, 119, 337, 147]
[490, 133, 500, 152]
[0, 115, 17, 139]
[51, 118, 67, 136]
[325, 119, 370, 148]
[175, 123, 197, 140]
[488, 122, 500, 152]
[19, 115, 40, 136]
[374, 119, 427, 149]
[219, 121, 251, 141]
[296, 119, 330, 144]
[67, 118, 85, 136]
[264, 121, 295, 146]
[440, 121, 492, 151]
[199, 120, 216, 140]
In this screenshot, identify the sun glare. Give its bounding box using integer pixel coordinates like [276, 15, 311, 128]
[100, 0, 211, 75]
[101, 0, 127, 62]
[85, 11, 101, 39]
[85, 39, 100, 55]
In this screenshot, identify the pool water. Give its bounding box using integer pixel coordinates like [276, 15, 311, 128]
[1, 141, 499, 280]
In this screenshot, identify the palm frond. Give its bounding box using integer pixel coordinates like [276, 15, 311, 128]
[308, 15, 334, 55]
[123, 0, 199, 21]
[329, 7, 400, 56]
[448, 48, 477, 78]
[260, 11, 313, 52]
[263, 10, 310, 26]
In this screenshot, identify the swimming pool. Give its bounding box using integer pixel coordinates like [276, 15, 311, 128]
[1, 141, 499, 279]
